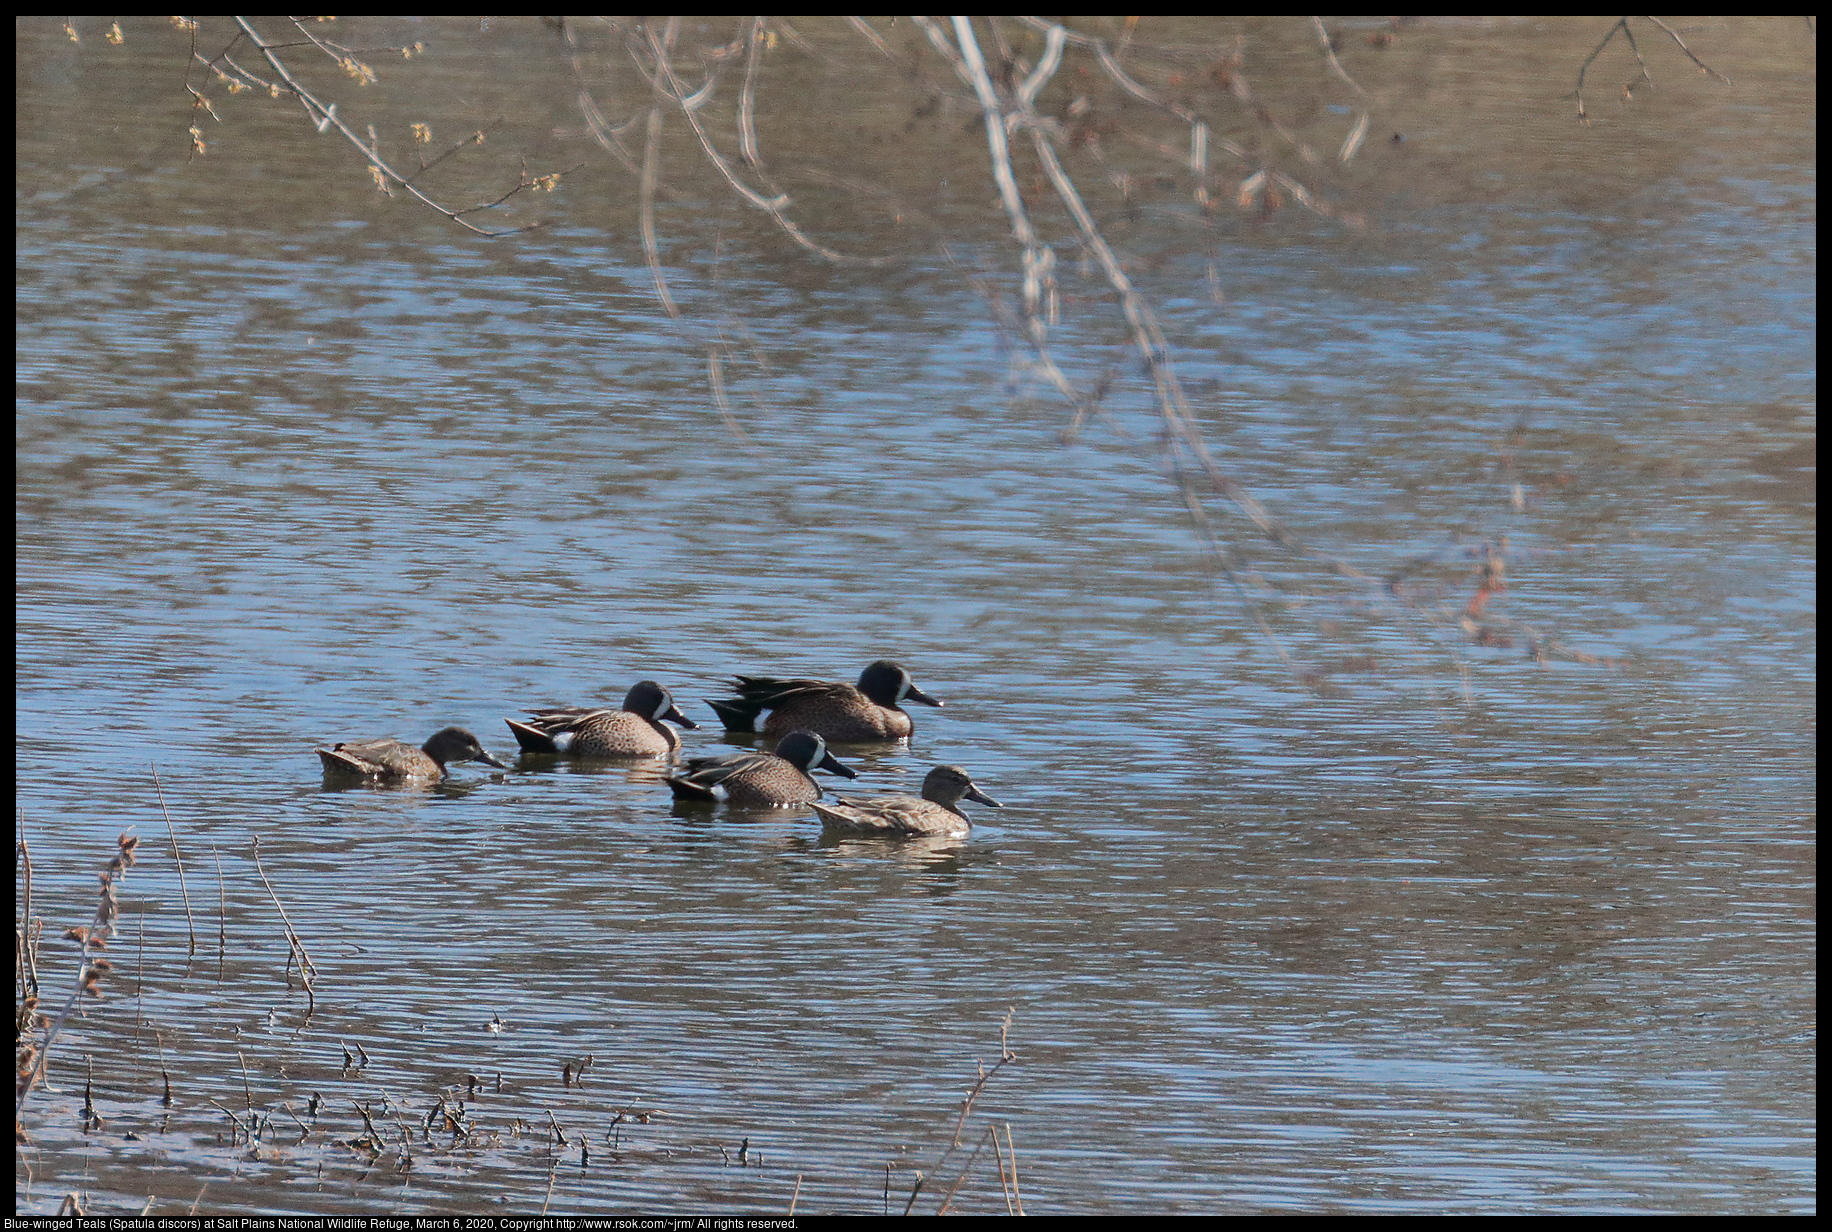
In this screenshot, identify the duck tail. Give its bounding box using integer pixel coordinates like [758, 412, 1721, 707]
[504, 718, 556, 754]
[317, 748, 364, 777]
[664, 775, 718, 802]
[704, 696, 764, 732]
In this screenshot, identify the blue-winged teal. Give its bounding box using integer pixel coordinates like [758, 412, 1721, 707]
[705, 660, 941, 742]
[810, 764, 1001, 838]
[506, 680, 698, 758]
[664, 730, 857, 807]
[316, 726, 508, 784]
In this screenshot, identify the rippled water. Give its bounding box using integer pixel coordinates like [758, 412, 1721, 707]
[17, 17, 1813, 1215]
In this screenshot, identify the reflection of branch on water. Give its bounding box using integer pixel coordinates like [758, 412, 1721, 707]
[913, 16, 1376, 670]
[162, 17, 1654, 673]
[1384, 533, 1625, 673]
[582, 17, 1627, 673]
[594, 16, 902, 269]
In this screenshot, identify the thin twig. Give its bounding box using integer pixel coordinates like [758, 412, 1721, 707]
[622, 18, 891, 266]
[249, 837, 315, 1014]
[1003, 1122, 1025, 1213]
[349, 1099, 384, 1151]
[150, 766, 197, 954]
[846, 16, 895, 60]
[950, 1054, 1016, 1148]
[135, 911, 145, 1030]
[638, 102, 679, 321]
[990, 1118, 1014, 1215]
[18, 831, 37, 999]
[1644, 17, 1732, 83]
[224, 18, 548, 237]
[934, 1124, 996, 1216]
[208, 1098, 251, 1145]
[1115, 15, 1139, 62]
[1568, 16, 1730, 121]
[209, 843, 226, 972]
[1310, 16, 1369, 99]
[238, 1050, 255, 1114]
[944, 16, 1051, 349]
[704, 345, 764, 456]
[17, 837, 128, 1110]
[572, 82, 644, 178]
[738, 16, 767, 167]
[1339, 111, 1371, 163]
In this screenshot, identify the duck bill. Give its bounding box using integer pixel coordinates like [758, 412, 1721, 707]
[664, 703, 699, 730]
[904, 684, 943, 708]
[965, 784, 1001, 808]
[817, 750, 859, 779]
[474, 751, 510, 769]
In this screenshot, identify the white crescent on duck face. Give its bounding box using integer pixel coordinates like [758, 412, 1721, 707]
[664, 730, 858, 807]
[507, 680, 698, 758]
[707, 660, 942, 742]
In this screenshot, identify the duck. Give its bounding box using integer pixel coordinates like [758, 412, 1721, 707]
[316, 726, 508, 784]
[664, 730, 857, 807]
[810, 764, 1000, 838]
[704, 660, 941, 742]
[505, 680, 697, 758]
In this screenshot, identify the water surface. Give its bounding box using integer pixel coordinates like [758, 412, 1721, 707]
[16, 16, 1814, 1215]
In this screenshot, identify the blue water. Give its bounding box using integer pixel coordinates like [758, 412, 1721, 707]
[16, 16, 1814, 1216]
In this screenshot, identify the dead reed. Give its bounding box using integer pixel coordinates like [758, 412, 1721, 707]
[19, 777, 1017, 1213]
[17, 826, 139, 1115]
[149, 766, 196, 954]
[249, 835, 316, 1015]
[885, 1006, 1027, 1216]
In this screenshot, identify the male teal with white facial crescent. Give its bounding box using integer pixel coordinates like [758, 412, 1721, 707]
[705, 660, 941, 742]
[664, 730, 857, 807]
[506, 680, 697, 758]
